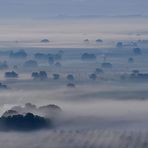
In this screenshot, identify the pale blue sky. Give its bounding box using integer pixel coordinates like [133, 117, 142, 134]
[0, 0, 147, 18]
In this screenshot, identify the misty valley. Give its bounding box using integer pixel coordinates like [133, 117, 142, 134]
[0, 38, 147, 147]
[0, 0, 147, 147]
[0, 16, 146, 148]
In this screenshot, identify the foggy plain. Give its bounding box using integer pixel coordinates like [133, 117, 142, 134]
[0, 16, 147, 147]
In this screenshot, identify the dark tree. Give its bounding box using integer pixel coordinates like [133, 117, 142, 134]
[81, 53, 96, 60]
[67, 83, 75, 88]
[95, 68, 104, 74]
[116, 42, 123, 48]
[101, 62, 112, 68]
[53, 74, 60, 80]
[9, 50, 27, 59]
[0, 113, 52, 131]
[133, 48, 142, 55]
[89, 73, 97, 80]
[128, 57, 134, 63]
[5, 71, 18, 78]
[40, 39, 50, 43]
[67, 74, 75, 81]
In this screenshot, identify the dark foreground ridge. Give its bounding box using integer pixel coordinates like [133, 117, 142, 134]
[0, 103, 62, 131]
[0, 112, 52, 131]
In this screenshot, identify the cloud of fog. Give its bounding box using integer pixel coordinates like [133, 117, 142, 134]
[0, 84, 148, 130]
[0, 20, 147, 147]
[0, 18, 147, 48]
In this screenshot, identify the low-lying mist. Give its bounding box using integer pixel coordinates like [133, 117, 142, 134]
[0, 82, 148, 131]
[0, 17, 147, 147]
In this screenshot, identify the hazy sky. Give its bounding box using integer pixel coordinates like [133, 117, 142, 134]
[0, 0, 147, 19]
